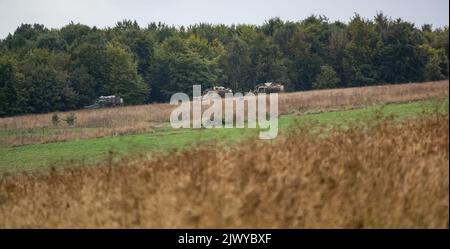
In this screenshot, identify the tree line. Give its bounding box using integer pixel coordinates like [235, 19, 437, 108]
[0, 13, 448, 116]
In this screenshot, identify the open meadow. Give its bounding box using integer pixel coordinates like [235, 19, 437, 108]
[1, 80, 448, 147]
[0, 81, 448, 228]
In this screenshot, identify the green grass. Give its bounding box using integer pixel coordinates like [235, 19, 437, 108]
[0, 98, 448, 171]
[0, 127, 90, 138]
[279, 97, 449, 130]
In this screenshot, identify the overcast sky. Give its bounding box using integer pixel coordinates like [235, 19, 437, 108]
[0, 0, 448, 38]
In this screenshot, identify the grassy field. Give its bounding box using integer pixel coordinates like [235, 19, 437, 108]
[0, 82, 448, 228]
[1, 80, 448, 147]
[0, 103, 447, 228]
[0, 97, 448, 171]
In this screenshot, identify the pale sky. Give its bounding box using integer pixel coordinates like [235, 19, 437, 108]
[0, 0, 449, 38]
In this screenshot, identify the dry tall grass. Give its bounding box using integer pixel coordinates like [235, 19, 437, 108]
[1, 113, 448, 228]
[278, 80, 449, 114]
[0, 80, 448, 147]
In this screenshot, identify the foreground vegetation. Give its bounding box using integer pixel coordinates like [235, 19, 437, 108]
[0, 110, 447, 228]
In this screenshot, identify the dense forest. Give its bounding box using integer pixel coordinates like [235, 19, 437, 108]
[0, 13, 448, 116]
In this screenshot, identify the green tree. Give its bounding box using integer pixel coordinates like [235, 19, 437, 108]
[343, 15, 379, 86]
[111, 20, 156, 100]
[374, 14, 424, 83]
[313, 65, 340, 89]
[0, 56, 22, 116]
[219, 36, 252, 91]
[249, 34, 288, 86]
[68, 32, 108, 107]
[17, 49, 76, 113]
[60, 22, 92, 45]
[288, 27, 323, 90]
[36, 31, 67, 52]
[105, 43, 148, 104]
[151, 35, 219, 101]
[419, 44, 449, 81]
[4, 24, 47, 52]
[327, 22, 347, 86]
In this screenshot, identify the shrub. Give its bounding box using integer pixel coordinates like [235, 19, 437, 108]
[64, 113, 77, 126]
[51, 113, 60, 127]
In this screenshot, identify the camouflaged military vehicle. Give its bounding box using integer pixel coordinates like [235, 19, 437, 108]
[254, 82, 285, 94]
[84, 95, 124, 109]
[202, 86, 233, 99]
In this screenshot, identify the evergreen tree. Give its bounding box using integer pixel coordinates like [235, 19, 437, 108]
[313, 65, 340, 89]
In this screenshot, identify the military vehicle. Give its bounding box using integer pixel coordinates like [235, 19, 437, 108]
[202, 86, 233, 99]
[84, 95, 124, 109]
[254, 82, 285, 94]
